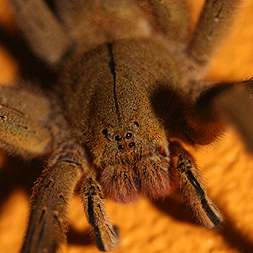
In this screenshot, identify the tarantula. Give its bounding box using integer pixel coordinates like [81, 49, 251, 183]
[1, 0, 253, 252]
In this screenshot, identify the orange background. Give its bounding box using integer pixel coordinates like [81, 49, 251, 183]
[0, 1, 253, 253]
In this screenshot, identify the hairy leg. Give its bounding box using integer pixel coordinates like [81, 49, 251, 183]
[9, 0, 71, 65]
[0, 84, 52, 157]
[21, 142, 86, 253]
[168, 78, 253, 149]
[81, 175, 119, 251]
[52, 0, 152, 53]
[170, 141, 222, 228]
[186, 0, 242, 70]
[137, 0, 190, 43]
[192, 80, 253, 151]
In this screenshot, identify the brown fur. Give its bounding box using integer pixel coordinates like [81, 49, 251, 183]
[1, 0, 251, 252]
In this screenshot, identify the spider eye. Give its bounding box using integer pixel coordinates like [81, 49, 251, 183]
[118, 144, 124, 150]
[133, 121, 139, 127]
[102, 129, 108, 136]
[114, 135, 122, 141]
[128, 142, 135, 148]
[125, 132, 132, 139]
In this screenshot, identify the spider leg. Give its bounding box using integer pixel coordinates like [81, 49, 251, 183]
[137, 0, 190, 43]
[170, 141, 222, 228]
[193, 80, 253, 151]
[186, 0, 242, 71]
[21, 142, 86, 253]
[9, 0, 71, 65]
[52, 0, 152, 53]
[81, 175, 119, 251]
[172, 79, 253, 150]
[0, 84, 52, 157]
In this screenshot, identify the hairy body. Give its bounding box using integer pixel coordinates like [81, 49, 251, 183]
[0, 0, 252, 252]
[61, 41, 175, 202]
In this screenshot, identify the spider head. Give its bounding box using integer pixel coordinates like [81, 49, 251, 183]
[91, 121, 172, 203]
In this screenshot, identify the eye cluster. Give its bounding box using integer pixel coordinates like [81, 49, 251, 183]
[102, 122, 139, 150]
[115, 131, 135, 150]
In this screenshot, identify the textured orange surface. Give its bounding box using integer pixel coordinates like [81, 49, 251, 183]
[1, 1, 253, 253]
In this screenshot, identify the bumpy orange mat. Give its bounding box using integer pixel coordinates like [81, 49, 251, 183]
[0, 1, 253, 253]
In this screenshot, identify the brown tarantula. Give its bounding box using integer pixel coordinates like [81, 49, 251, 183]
[1, 0, 253, 252]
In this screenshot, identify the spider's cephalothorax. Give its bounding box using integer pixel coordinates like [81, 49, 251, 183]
[61, 41, 177, 203]
[1, 0, 252, 252]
